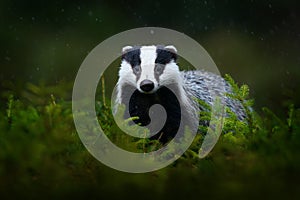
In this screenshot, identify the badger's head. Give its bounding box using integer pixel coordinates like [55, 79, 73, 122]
[118, 45, 180, 94]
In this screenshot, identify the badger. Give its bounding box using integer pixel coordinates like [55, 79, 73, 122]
[115, 45, 246, 143]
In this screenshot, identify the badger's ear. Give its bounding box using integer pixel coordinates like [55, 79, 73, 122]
[122, 46, 133, 54]
[165, 45, 177, 54]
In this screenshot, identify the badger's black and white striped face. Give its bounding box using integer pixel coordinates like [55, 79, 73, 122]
[119, 45, 179, 93]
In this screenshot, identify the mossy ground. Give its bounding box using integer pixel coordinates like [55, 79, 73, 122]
[0, 77, 299, 200]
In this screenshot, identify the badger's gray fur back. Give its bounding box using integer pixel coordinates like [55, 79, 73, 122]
[115, 45, 246, 143]
[181, 70, 246, 120]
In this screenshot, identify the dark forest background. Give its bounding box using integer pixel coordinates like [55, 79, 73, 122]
[1, 0, 300, 114]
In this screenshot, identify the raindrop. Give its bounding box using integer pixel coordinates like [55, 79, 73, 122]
[61, 8, 65, 12]
[36, 67, 40, 71]
[77, 6, 81, 10]
[31, 17, 35, 21]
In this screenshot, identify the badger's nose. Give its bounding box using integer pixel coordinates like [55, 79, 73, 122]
[140, 79, 154, 92]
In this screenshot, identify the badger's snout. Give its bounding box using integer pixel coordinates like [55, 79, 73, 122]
[140, 79, 155, 93]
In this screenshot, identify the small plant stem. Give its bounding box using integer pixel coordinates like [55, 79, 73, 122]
[101, 76, 106, 107]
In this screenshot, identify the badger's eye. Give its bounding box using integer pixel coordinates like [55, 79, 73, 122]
[132, 65, 141, 74]
[155, 64, 164, 74]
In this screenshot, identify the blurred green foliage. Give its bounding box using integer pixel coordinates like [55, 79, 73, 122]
[1, 77, 300, 199]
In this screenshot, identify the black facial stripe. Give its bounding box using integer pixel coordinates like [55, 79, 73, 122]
[155, 46, 177, 65]
[122, 46, 141, 66]
[122, 46, 141, 80]
[154, 63, 165, 82]
[154, 45, 177, 82]
[133, 65, 141, 81]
